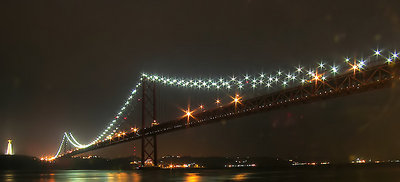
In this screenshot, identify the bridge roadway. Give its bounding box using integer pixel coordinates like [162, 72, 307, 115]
[62, 61, 399, 157]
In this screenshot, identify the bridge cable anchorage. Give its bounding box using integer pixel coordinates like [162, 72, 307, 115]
[53, 48, 399, 158]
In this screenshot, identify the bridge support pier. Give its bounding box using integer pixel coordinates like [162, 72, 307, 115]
[141, 78, 158, 167]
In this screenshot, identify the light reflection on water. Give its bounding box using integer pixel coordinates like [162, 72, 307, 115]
[2, 168, 400, 182]
[232, 173, 251, 181]
[185, 173, 200, 182]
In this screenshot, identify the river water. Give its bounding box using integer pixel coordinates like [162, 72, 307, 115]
[2, 168, 400, 182]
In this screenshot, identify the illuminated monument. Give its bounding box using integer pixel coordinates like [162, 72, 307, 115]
[6, 139, 13, 155]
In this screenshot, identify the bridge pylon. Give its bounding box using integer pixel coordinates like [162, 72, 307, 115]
[61, 136, 71, 157]
[140, 77, 158, 167]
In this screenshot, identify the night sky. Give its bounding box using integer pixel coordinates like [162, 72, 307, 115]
[1, 0, 400, 162]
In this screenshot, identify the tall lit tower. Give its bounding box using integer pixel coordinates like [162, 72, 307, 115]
[6, 139, 13, 155]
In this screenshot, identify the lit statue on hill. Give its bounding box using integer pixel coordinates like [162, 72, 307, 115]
[6, 139, 13, 155]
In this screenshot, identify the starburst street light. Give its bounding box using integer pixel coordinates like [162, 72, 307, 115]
[234, 95, 240, 103]
[231, 94, 242, 112]
[387, 58, 393, 64]
[350, 64, 359, 73]
[312, 70, 322, 83]
[392, 51, 399, 59]
[331, 65, 339, 75]
[199, 104, 204, 111]
[345, 59, 360, 74]
[182, 106, 195, 122]
[318, 61, 325, 69]
[131, 127, 138, 133]
[374, 49, 381, 56]
[296, 65, 303, 73]
[358, 60, 366, 69]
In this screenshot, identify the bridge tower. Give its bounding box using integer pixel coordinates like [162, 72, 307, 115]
[62, 137, 71, 155]
[140, 77, 158, 167]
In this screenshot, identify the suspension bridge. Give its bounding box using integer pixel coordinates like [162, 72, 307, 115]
[46, 48, 399, 167]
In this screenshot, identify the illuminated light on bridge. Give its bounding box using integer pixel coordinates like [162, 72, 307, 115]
[358, 60, 366, 69]
[49, 47, 400, 160]
[313, 72, 321, 81]
[387, 58, 393, 64]
[296, 65, 303, 73]
[183, 107, 195, 122]
[230, 94, 243, 112]
[374, 49, 382, 56]
[131, 127, 138, 133]
[318, 61, 325, 69]
[392, 50, 398, 59]
[350, 64, 360, 73]
[330, 65, 339, 75]
[231, 94, 242, 104]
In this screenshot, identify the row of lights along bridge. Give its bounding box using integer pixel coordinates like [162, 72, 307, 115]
[46, 48, 398, 160]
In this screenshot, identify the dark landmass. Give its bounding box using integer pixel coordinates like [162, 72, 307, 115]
[0, 155, 139, 170]
[2, 154, 400, 171]
[159, 156, 291, 169]
[0, 155, 44, 170]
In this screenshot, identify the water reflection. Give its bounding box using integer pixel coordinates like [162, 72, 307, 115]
[185, 173, 200, 182]
[232, 173, 250, 181]
[106, 171, 141, 182]
[4, 172, 14, 182]
[2, 168, 400, 182]
[39, 173, 55, 182]
[130, 172, 141, 182]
